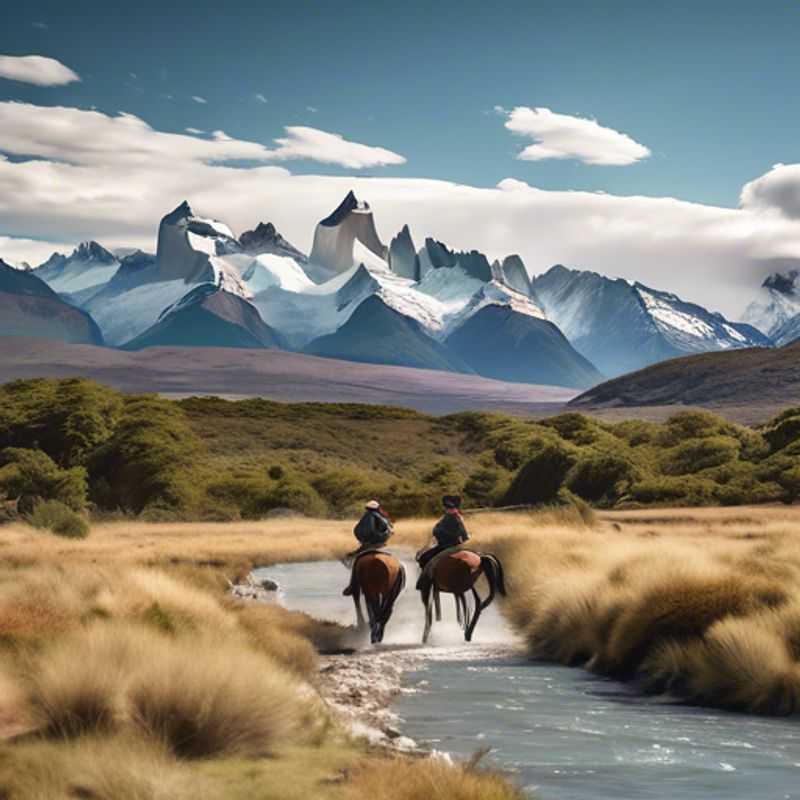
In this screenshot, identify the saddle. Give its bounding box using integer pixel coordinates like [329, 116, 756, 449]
[342, 546, 393, 595]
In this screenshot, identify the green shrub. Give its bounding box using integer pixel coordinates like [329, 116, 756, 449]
[89, 397, 202, 514]
[566, 451, 640, 504]
[464, 465, 506, 506]
[661, 435, 740, 475]
[311, 468, 375, 514]
[628, 475, 717, 505]
[0, 448, 87, 512]
[26, 499, 89, 539]
[763, 414, 800, 453]
[502, 441, 577, 505]
[0, 378, 122, 466]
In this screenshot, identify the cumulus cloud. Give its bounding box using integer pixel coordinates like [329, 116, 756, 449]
[254, 93, 268, 104]
[267, 126, 406, 169]
[191, 95, 207, 104]
[503, 106, 650, 166]
[740, 163, 800, 219]
[0, 54, 80, 86]
[0, 102, 798, 318]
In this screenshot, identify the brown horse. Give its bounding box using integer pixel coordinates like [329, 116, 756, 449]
[350, 551, 406, 644]
[420, 550, 505, 644]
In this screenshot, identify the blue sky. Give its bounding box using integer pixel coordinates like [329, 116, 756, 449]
[2, 0, 800, 317]
[3, 0, 799, 207]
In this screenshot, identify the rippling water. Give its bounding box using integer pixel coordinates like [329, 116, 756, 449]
[258, 559, 800, 800]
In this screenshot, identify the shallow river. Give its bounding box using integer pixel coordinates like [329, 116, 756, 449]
[257, 559, 800, 800]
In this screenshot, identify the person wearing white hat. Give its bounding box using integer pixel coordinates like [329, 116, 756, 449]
[342, 500, 394, 596]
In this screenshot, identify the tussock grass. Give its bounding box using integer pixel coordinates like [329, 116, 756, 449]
[26, 623, 309, 757]
[483, 504, 800, 715]
[345, 756, 525, 800]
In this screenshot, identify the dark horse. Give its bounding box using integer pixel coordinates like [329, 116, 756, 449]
[420, 550, 505, 644]
[350, 551, 406, 644]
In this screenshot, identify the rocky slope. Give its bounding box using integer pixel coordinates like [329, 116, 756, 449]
[122, 284, 283, 350]
[0, 258, 103, 345]
[447, 304, 603, 388]
[571, 339, 800, 409]
[532, 265, 769, 377]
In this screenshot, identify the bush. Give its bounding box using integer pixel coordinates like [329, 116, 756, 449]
[26, 500, 89, 539]
[464, 465, 506, 507]
[565, 451, 639, 504]
[502, 441, 576, 506]
[661, 435, 740, 475]
[0, 378, 122, 467]
[628, 475, 717, 506]
[312, 467, 375, 514]
[764, 414, 800, 453]
[89, 397, 202, 514]
[0, 448, 88, 512]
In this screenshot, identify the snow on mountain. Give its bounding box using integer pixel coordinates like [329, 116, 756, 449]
[741, 271, 800, 337]
[123, 283, 283, 351]
[771, 312, 800, 346]
[240, 253, 313, 294]
[85, 278, 192, 346]
[308, 191, 387, 280]
[33, 241, 120, 296]
[156, 201, 251, 297]
[532, 265, 769, 378]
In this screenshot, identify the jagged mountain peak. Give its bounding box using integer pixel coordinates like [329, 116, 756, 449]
[239, 221, 306, 262]
[319, 190, 370, 227]
[163, 200, 194, 224]
[763, 271, 799, 295]
[533, 264, 768, 378]
[71, 241, 116, 264]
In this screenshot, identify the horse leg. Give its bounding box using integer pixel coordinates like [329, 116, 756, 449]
[353, 586, 367, 630]
[434, 587, 442, 622]
[454, 593, 465, 628]
[376, 566, 405, 644]
[465, 570, 497, 642]
[421, 584, 433, 645]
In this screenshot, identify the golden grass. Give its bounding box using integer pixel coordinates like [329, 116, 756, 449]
[344, 756, 525, 800]
[470, 504, 800, 715]
[0, 513, 527, 799]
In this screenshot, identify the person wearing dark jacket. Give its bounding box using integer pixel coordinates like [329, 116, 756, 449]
[416, 495, 470, 570]
[343, 500, 394, 596]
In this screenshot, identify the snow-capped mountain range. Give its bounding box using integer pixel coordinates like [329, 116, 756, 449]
[532, 265, 770, 377]
[2, 191, 788, 390]
[742, 271, 800, 343]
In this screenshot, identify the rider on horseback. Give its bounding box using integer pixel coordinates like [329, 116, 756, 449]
[343, 500, 393, 596]
[416, 495, 469, 587]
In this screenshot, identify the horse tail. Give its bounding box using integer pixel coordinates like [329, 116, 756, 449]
[481, 554, 506, 597]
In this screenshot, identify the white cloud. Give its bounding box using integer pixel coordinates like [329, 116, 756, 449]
[32, 22, 48, 30]
[740, 163, 800, 219]
[185, 127, 205, 135]
[267, 126, 406, 169]
[0, 235, 73, 267]
[191, 95, 207, 104]
[503, 106, 651, 166]
[0, 102, 798, 318]
[0, 54, 80, 86]
[254, 93, 268, 104]
[306, 106, 318, 113]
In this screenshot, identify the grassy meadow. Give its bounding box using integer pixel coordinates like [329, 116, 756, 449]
[0, 515, 524, 799]
[2, 376, 800, 795]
